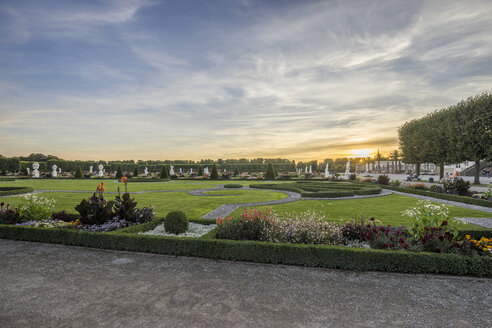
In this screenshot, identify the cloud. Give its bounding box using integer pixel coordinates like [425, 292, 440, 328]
[1, 0, 492, 161]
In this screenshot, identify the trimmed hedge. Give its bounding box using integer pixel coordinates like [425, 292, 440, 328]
[128, 178, 170, 182]
[0, 224, 490, 277]
[224, 184, 243, 188]
[250, 182, 381, 198]
[0, 187, 34, 196]
[383, 185, 492, 208]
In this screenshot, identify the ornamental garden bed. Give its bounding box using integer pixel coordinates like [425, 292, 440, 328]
[250, 181, 381, 197]
[0, 181, 491, 277]
[0, 186, 33, 196]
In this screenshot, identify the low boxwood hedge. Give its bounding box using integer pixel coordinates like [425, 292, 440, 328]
[383, 185, 492, 208]
[223, 184, 243, 188]
[0, 187, 34, 196]
[250, 182, 381, 198]
[1, 224, 490, 277]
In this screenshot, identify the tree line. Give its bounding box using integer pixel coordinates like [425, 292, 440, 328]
[398, 92, 492, 184]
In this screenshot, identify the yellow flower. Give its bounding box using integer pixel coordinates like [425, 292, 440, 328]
[465, 235, 471, 239]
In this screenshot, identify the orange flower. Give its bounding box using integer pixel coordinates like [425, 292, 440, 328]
[121, 177, 128, 183]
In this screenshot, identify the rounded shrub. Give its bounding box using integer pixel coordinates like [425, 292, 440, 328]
[164, 210, 189, 234]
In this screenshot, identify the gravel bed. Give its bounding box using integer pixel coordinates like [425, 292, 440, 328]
[140, 222, 216, 238]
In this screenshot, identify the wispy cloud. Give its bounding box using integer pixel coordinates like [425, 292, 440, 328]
[1, 0, 491, 161]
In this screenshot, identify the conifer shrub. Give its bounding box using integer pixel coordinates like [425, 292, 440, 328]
[160, 165, 169, 179]
[210, 164, 219, 179]
[265, 163, 275, 180]
[74, 166, 83, 178]
[115, 165, 123, 179]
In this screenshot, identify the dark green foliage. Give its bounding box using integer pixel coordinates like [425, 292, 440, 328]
[0, 225, 490, 277]
[430, 185, 445, 193]
[234, 168, 239, 177]
[160, 166, 169, 179]
[349, 173, 356, 180]
[210, 164, 219, 179]
[340, 220, 365, 242]
[265, 163, 275, 180]
[0, 202, 20, 224]
[376, 175, 390, 185]
[113, 193, 138, 221]
[164, 210, 189, 234]
[115, 165, 123, 179]
[51, 211, 78, 222]
[1, 169, 6, 176]
[224, 184, 242, 188]
[250, 182, 381, 198]
[198, 166, 204, 176]
[454, 178, 471, 196]
[0, 187, 34, 196]
[74, 166, 83, 178]
[75, 194, 114, 225]
[133, 167, 139, 177]
[382, 185, 492, 208]
[133, 206, 155, 224]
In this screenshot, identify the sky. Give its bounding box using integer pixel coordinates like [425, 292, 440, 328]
[1, 0, 492, 162]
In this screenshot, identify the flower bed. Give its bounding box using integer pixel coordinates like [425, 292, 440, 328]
[0, 187, 34, 196]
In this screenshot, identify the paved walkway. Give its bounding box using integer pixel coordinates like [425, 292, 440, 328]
[1, 239, 490, 328]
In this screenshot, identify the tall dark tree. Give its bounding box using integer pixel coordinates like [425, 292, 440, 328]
[210, 164, 219, 179]
[160, 166, 169, 179]
[197, 166, 204, 176]
[74, 166, 83, 178]
[265, 163, 275, 180]
[399, 119, 425, 176]
[115, 165, 123, 179]
[133, 167, 139, 177]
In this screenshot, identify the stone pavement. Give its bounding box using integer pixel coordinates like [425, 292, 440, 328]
[1, 239, 491, 328]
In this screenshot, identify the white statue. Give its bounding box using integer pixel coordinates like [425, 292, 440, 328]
[309, 165, 312, 174]
[324, 163, 329, 178]
[169, 165, 175, 175]
[144, 167, 148, 175]
[98, 164, 104, 177]
[345, 160, 351, 174]
[190, 168, 193, 174]
[305, 166, 308, 174]
[58, 167, 61, 174]
[89, 165, 93, 174]
[52, 164, 58, 177]
[179, 168, 183, 174]
[114, 171, 117, 176]
[366, 163, 369, 172]
[204, 167, 209, 175]
[26, 167, 30, 175]
[32, 162, 40, 178]
[223, 169, 226, 173]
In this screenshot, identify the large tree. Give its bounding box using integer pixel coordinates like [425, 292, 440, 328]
[398, 119, 426, 176]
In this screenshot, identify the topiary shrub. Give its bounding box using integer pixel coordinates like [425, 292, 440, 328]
[265, 163, 275, 180]
[164, 210, 189, 234]
[376, 175, 390, 185]
[160, 165, 169, 179]
[197, 166, 204, 176]
[115, 165, 123, 179]
[74, 166, 83, 178]
[133, 167, 139, 177]
[210, 164, 219, 180]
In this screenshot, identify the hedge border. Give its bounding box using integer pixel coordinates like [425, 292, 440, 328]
[0, 187, 34, 196]
[0, 224, 490, 277]
[250, 182, 381, 198]
[382, 185, 492, 208]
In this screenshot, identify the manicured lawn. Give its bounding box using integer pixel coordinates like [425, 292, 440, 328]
[0, 179, 276, 192]
[229, 193, 492, 230]
[0, 189, 287, 219]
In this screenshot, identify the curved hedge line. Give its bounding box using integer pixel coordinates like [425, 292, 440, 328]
[250, 181, 381, 198]
[0, 224, 490, 277]
[0, 187, 34, 196]
[382, 185, 492, 208]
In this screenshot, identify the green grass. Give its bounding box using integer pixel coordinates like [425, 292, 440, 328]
[2, 180, 490, 230]
[0, 189, 287, 219]
[229, 193, 491, 230]
[0, 179, 279, 192]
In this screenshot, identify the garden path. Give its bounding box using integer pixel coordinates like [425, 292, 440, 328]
[1, 239, 490, 328]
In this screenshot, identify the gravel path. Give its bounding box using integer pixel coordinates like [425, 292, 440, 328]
[1, 239, 491, 328]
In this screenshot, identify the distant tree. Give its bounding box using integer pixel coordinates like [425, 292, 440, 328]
[375, 150, 383, 173]
[115, 165, 123, 179]
[133, 167, 139, 177]
[390, 150, 400, 173]
[198, 166, 204, 176]
[210, 164, 219, 179]
[161, 166, 169, 179]
[233, 167, 239, 177]
[74, 166, 83, 178]
[265, 163, 275, 180]
[399, 119, 425, 176]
